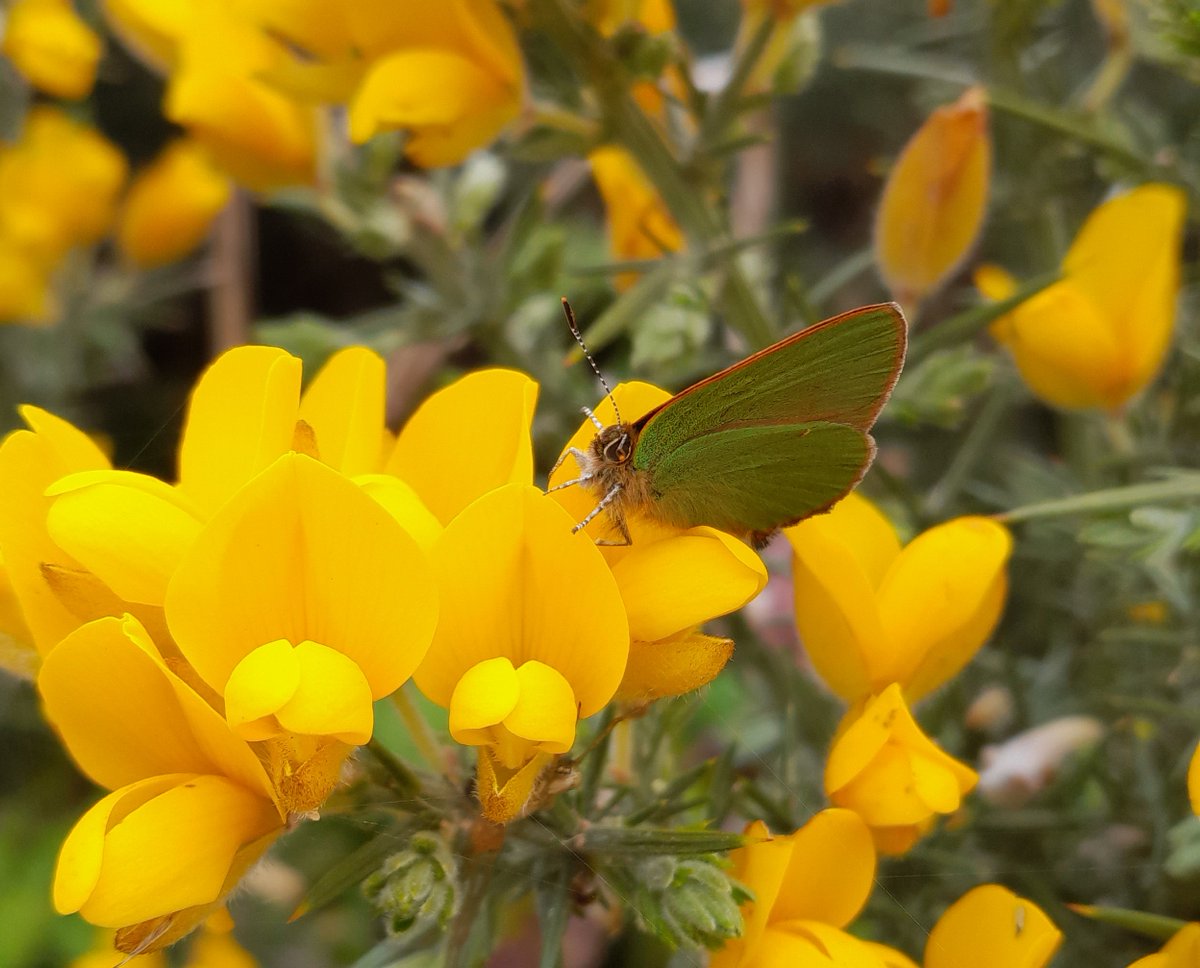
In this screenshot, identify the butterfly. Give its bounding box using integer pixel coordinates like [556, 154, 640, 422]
[552, 300, 907, 547]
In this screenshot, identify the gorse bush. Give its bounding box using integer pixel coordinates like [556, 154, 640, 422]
[0, 1, 1198, 967]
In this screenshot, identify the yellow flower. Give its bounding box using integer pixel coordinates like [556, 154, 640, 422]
[0, 107, 126, 301]
[43, 345, 401, 607]
[116, 139, 232, 268]
[345, 1, 527, 167]
[825, 684, 978, 854]
[0, 404, 135, 656]
[1, 0, 102, 99]
[1188, 739, 1200, 817]
[165, 452, 437, 758]
[980, 183, 1186, 410]
[924, 884, 1062, 968]
[550, 382, 767, 701]
[413, 485, 629, 823]
[874, 86, 991, 308]
[1128, 923, 1200, 968]
[101, 0, 185, 72]
[711, 809, 884, 968]
[785, 492, 1011, 705]
[40, 614, 285, 952]
[70, 919, 257, 968]
[587, 0, 677, 35]
[589, 146, 684, 291]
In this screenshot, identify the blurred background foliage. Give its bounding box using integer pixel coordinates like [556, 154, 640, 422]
[2, 0, 1200, 965]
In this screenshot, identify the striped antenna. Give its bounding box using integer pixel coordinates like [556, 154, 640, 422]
[562, 297, 621, 427]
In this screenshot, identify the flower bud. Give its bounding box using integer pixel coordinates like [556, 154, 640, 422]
[364, 831, 459, 937]
[628, 854, 748, 950]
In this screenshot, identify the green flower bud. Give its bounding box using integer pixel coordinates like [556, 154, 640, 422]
[363, 831, 459, 937]
[624, 853, 748, 950]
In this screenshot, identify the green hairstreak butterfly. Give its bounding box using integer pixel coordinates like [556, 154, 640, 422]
[554, 301, 907, 546]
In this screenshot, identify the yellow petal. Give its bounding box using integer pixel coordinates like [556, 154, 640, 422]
[615, 630, 733, 702]
[116, 139, 231, 268]
[1190, 740, 1200, 816]
[167, 453, 437, 697]
[755, 922, 890, 968]
[874, 516, 1011, 701]
[0, 411, 114, 653]
[1062, 183, 1185, 404]
[386, 369, 538, 526]
[589, 146, 684, 290]
[772, 808, 876, 928]
[39, 614, 273, 798]
[224, 639, 301, 741]
[611, 526, 766, 641]
[1144, 924, 1200, 968]
[1, 0, 101, 99]
[298, 347, 386, 477]
[0, 550, 36, 680]
[785, 495, 895, 703]
[73, 775, 282, 927]
[449, 656, 520, 744]
[991, 280, 1125, 410]
[974, 263, 1017, 302]
[875, 86, 991, 306]
[414, 485, 628, 717]
[274, 640, 375, 744]
[925, 884, 1063, 968]
[182, 925, 258, 968]
[177, 346, 303, 516]
[863, 941, 922, 968]
[505, 660, 577, 753]
[348, 49, 520, 167]
[355, 474, 444, 553]
[46, 470, 204, 606]
[712, 819, 792, 968]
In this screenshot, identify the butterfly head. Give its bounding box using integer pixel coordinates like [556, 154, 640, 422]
[592, 423, 634, 466]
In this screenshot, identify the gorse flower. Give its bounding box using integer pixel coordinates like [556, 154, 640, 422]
[0, 107, 126, 322]
[785, 492, 1011, 705]
[825, 684, 978, 854]
[922, 885, 1062, 968]
[1, 0, 102, 99]
[414, 484, 630, 824]
[711, 808, 884, 968]
[41, 614, 287, 952]
[978, 183, 1186, 411]
[874, 86, 991, 308]
[588, 147, 684, 291]
[116, 139, 232, 268]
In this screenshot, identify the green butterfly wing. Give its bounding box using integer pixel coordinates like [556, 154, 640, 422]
[632, 303, 905, 470]
[644, 423, 873, 533]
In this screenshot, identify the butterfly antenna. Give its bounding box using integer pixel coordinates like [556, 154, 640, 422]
[562, 297, 622, 427]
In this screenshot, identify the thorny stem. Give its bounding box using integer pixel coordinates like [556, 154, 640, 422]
[998, 475, 1200, 524]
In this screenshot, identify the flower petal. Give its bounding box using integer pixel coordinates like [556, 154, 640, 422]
[875, 516, 1011, 701]
[298, 347, 386, 477]
[355, 474, 444, 553]
[415, 485, 628, 717]
[773, 808, 876, 928]
[874, 87, 991, 306]
[386, 369, 538, 526]
[449, 656, 520, 744]
[167, 453, 438, 699]
[46, 470, 204, 606]
[610, 526, 766, 642]
[224, 639, 301, 741]
[925, 884, 1062, 968]
[1064, 184, 1185, 399]
[74, 775, 282, 927]
[476, 746, 552, 825]
[39, 614, 272, 797]
[275, 640, 375, 745]
[505, 660, 577, 753]
[176, 346, 303, 516]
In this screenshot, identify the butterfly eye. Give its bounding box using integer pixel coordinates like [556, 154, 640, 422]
[603, 434, 632, 464]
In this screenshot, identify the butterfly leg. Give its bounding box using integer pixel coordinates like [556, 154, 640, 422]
[572, 483, 622, 534]
[549, 446, 590, 478]
[546, 473, 594, 493]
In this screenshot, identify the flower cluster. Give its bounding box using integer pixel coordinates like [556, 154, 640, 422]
[0, 346, 766, 952]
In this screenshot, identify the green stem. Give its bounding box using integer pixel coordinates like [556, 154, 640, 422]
[925, 380, 1015, 516]
[390, 685, 456, 783]
[998, 475, 1200, 524]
